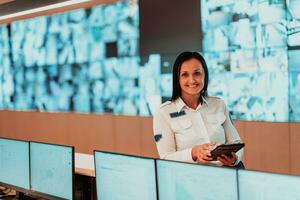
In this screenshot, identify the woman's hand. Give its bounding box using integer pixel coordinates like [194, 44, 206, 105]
[217, 152, 237, 166]
[192, 143, 214, 163]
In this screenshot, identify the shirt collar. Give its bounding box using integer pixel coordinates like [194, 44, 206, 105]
[202, 96, 209, 106]
[174, 96, 209, 112]
[174, 97, 186, 112]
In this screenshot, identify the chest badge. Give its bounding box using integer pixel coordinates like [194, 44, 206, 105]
[169, 110, 186, 118]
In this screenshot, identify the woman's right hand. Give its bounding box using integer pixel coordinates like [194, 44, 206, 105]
[192, 143, 214, 163]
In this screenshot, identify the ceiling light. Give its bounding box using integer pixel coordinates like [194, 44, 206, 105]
[0, 0, 90, 21]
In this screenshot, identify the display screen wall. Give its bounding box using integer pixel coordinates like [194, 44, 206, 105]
[0, 0, 300, 122]
[201, 0, 300, 122]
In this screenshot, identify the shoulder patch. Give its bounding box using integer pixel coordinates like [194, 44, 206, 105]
[160, 101, 171, 108]
[154, 134, 162, 142]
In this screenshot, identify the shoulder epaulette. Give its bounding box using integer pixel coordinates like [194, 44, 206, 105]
[160, 101, 171, 108]
[208, 96, 221, 100]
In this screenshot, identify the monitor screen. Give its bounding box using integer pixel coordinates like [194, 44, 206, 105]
[30, 142, 74, 200]
[156, 160, 238, 200]
[238, 170, 300, 200]
[94, 151, 157, 200]
[0, 138, 30, 190]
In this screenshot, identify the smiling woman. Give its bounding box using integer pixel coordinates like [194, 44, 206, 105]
[178, 58, 205, 109]
[153, 51, 244, 168]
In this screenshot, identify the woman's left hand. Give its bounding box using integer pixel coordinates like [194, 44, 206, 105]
[217, 152, 237, 166]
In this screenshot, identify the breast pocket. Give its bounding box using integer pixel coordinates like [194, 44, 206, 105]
[205, 113, 226, 135]
[170, 118, 194, 150]
[170, 118, 192, 134]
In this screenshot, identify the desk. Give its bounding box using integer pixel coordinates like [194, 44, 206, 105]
[74, 153, 96, 200]
[75, 153, 95, 177]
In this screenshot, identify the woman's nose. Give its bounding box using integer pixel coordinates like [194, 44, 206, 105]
[188, 76, 195, 83]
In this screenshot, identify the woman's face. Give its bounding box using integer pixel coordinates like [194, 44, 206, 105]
[179, 58, 205, 99]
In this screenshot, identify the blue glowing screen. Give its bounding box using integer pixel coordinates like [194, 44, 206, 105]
[94, 151, 157, 200]
[0, 138, 30, 190]
[157, 160, 238, 200]
[30, 142, 73, 199]
[238, 169, 300, 200]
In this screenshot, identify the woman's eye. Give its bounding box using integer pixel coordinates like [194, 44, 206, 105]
[194, 71, 202, 75]
[181, 73, 188, 77]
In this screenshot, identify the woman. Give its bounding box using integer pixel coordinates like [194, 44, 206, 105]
[153, 51, 244, 167]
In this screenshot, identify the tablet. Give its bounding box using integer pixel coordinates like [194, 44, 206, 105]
[210, 143, 245, 161]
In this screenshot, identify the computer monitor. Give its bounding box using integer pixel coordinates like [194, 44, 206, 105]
[238, 169, 300, 200]
[30, 142, 74, 200]
[156, 160, 238, 200]
[94, 151, 157, 200]
[0, 137, 30, 190]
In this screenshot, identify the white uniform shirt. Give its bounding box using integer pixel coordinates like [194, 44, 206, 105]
[153, 96, 244, 166]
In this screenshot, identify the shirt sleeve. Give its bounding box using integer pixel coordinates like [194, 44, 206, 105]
[153, 108, 196, 163]
[222, 101, 244, 166]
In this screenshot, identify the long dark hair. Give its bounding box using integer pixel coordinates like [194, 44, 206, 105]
[171, 51, 209, 104]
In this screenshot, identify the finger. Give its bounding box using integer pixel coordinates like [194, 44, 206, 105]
[198, 151, 213, 161]
[218, 155, 236, 166]
[201, 145, 211, 150]
[231, 152, 237, 159]
[202, 154, 213, 161]
[202, 143, 214, 149]
[200, 149, 211, 156]
[197, 157, 210, 164]
[217, 157, 231, 165]
[223, 153, 236, 162]
[221, 154, 231, 160]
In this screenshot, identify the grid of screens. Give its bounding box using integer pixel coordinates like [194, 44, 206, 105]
[30, 142, 73, 200]
[0, 0, 300, 122]
[0, 138, 30, 190]
[0, 1, 167, 117]
[0, 1, 161, 116]
[238, 169, 300, 200]
[156, 160, 238, 200]
[201, 0, 292, 122]
[94, 151, 157, 200]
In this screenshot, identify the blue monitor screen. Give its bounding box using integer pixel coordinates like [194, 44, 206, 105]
[30, 142, 74, 200]
[0, 138, 30, 190]
[156, 160, 238, 200]
[94, 151, 157, 200]
[238, 170, 300, 200]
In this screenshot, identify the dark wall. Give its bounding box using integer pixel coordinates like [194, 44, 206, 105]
[139, 0, 202, 58]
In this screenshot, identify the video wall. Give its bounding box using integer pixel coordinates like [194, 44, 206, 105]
[201, 0, 300, 121]
[0, 0, 300, 122]
[0, 1, 166, 116]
